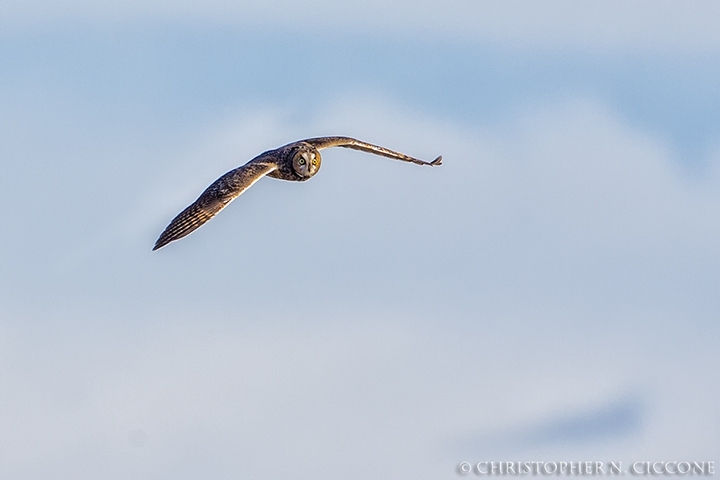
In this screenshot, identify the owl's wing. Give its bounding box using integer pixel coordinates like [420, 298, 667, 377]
[153, 159, 278, 250]
[304, 136, 442, 166]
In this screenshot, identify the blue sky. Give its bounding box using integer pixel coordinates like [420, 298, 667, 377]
[1, 2, 719, 479]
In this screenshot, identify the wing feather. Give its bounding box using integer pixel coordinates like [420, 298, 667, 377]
[304, 136, 442, 166]
[153, 160, 277, 250]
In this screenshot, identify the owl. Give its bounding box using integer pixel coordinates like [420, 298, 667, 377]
[153, 136, 442, 250]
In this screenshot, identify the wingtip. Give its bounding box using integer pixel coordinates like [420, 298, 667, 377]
[152, 237, 168, 251]
[430, 155, 442, 166]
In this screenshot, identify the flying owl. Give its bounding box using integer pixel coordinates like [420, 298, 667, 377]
[153, 136, 442, 250]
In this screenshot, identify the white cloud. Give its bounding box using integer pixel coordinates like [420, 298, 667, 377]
[0, 312, 716, 479]
[4, 0, 720, 52]
[2, 93, 719, 478]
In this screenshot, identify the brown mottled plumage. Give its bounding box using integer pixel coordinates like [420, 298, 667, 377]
[153, 136, 442, 250]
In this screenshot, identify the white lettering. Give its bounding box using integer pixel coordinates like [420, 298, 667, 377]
[677, 462, 690, 475]
[631, 462, 646, 475]
[461, 460, 716, 476]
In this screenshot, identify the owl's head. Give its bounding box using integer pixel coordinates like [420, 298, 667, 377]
[292, 144, 321, 178]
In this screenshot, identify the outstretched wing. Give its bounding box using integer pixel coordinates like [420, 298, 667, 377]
[153, 160, 277, 250]
[304, 136, 442, 166]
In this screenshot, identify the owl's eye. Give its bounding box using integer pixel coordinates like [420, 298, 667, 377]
[312, 159, 318, 166]
[298, 158, 306, 165]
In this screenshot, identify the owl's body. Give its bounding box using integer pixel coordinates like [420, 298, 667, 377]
[153, 136, 441, 250]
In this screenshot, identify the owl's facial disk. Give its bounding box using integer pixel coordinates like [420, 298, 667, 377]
[292, 147, 321, 178]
